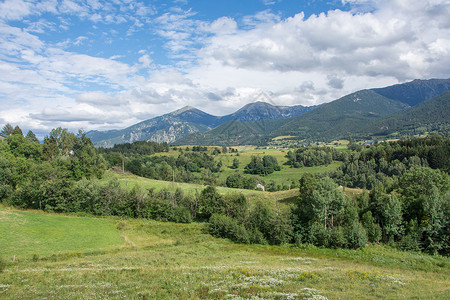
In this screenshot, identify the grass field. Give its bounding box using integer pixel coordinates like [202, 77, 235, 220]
[1, 207, 449, 299]
[0, 207, 123, 258]
[150, 146, 343, 188]
[101, 170, 263, 196]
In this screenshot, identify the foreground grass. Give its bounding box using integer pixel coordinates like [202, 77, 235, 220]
[0, 207, 122, 259]
[1, 208, 449, 299]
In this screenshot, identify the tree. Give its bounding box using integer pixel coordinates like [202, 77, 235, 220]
[381, 194, 403, 243]
[11, 125, 23, 136]
[230, 158, 240, 169]
[25, 130, 40, 143]
[1, 123, 13, 136]
[244, 155, 280, 175]
[226, 172, 244, 188]
[398, 167, 449, 225]
[198, 186, 223, 220]
[308, 177, 345, 229]
[419, 187, 448, 254]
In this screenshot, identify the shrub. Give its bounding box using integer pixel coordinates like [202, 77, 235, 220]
[307, 223, 331, 247]
[172, 206, 192, 223]
[248, 228, 267, 244]
[206, 214, 249, 244]
[398, 233, 421, 252]
[346, 221, 368, 249]
[330, 227, 346, 248]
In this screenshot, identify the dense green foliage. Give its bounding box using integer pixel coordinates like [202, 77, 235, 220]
[99, 140, 169, 156]
[225, 172, 264, 190]
[103, 149, 223, 185]
[0, 126, 106, 208]
[332, 135, 449, 189]
[244, 155, 281, 175]
[286, 146, 342, 167]
[2, 126, 449, 255]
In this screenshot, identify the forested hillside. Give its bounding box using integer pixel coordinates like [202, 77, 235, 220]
[358, 91, 450, 137]
[1, 123, 449, 255]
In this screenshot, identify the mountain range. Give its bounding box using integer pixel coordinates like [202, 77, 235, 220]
[88, 102, 316, 147]
[88, 78, 450, 147]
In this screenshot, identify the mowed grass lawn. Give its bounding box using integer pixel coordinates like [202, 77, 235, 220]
[1, 208, 449, 299]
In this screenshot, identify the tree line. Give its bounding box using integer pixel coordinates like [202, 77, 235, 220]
[1, 124, 449, 255]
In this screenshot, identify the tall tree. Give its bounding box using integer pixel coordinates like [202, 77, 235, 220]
[1, 123, 13, 137]
[25, 130, 40, 143]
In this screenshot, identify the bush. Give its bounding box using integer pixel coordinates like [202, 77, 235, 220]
[346, 221, 368, 249]
[248, 228, 267, 244]
[398, 233, 421, 252]
[206, 214, 249, 244]
[307, 223, 331, 247]
[330, 227, 346, 248]
[172, 206, 192, 223]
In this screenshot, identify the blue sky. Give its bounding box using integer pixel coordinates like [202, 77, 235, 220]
[1, 0, 449, 137]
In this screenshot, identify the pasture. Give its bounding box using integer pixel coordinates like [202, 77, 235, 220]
[1, 207, 449, 299]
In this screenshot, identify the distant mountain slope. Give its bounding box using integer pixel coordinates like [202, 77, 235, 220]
[88, 106, 221, 147]
[173, 118, 287, 146]
[176, 89, 407, 145]
[268, 89, 409, 141]
[372, 78, 450, 106]
[89, 79, 450, 147]
[88, 102, 313, 147]
[220, 102, 317, 123]
[359, 91, 450, 136]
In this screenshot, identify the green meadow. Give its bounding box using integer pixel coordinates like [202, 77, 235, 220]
[0, 207, 123, 258]
[152, 146, 343, 188]
[1, 207, 449, 299]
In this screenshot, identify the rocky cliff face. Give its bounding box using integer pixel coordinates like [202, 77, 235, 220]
[88, 102, 315, 147]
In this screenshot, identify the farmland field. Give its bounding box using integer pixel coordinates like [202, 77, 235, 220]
[1, 207, 449, 299]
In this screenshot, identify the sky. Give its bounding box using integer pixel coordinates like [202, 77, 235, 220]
[1, 0, 449, 138]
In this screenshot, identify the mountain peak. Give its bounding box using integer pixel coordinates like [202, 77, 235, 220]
[172, 105, 196, 115]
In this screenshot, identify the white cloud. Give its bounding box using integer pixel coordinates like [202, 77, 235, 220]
[0, 0, 34, 20]
[0, 0, 449, 134]
[207, 17, 237, 35]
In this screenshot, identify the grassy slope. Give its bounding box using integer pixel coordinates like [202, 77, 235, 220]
[99, 146, 344, 211]
[0, 209, 449, 299]
[150, 146, 342, 188]
[0, 207, 123, 258]
[101, 170, 264, 197]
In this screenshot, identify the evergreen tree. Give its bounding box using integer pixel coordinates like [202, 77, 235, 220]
[25, 130, 40, 143]
[1, 123, 14, 136]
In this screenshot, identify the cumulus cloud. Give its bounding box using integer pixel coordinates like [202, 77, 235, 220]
[1, 0, 449, 134]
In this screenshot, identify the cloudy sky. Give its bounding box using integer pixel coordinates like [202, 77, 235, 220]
[1, 0, 449, 137]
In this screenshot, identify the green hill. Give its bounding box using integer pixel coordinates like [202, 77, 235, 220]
[175, 79, 450, 146]
[173, 118, 287, 146]
[269, 89, 408, 141]
[360, 91, 450, 136]
[372, 78, 450, 106]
